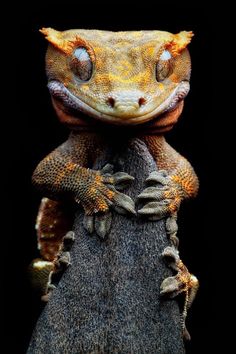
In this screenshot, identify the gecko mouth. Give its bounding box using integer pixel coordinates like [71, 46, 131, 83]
[48, 80, 189, 125]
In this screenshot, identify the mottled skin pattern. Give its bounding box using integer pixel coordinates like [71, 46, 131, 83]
[30, 28, 199, 332]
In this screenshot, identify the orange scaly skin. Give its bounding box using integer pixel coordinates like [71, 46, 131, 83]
[31, 28, 199, 329]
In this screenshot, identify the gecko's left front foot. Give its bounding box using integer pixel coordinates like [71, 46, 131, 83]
[137, 170, 185, 220]
[160, 246, 199, 340]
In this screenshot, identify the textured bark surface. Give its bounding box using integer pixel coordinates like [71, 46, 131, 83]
[27, 138, 185, 354]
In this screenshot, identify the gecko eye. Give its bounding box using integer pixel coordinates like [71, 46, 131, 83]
[156, 50, 173, 82]
[70, 47, 93, 82]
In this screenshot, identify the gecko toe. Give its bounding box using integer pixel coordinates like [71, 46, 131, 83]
[166, 216, 178, 235]
[138, 201, 170, 220]
[145, 170, 168, 185]
[160, 276, 181, 297]
[112, 192, 136, 215]
[95, 212, 112, 239]
[57, 251, 71, 267]
[112, 172, 135, 191]
[83, 215, 94, 234]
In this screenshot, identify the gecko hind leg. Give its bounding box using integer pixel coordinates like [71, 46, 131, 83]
[160, 246, 199, 340]
[53, 231, 75, 274]
[29, 231, 75, 301]
[28, 259, 55, 301]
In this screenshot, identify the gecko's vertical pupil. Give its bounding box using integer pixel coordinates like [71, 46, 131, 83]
[71, 47, 93, 82]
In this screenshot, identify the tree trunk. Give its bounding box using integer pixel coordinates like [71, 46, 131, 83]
[27, 138, 185, 354]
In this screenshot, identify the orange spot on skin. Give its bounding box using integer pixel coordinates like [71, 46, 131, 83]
[93, 47, 103, 54]
[65, 162, 77, 171]
[98, 202, 109, 211]
[63, 80, 69, 87]
[176, 260, 197, 292]
[169, 73, 179, 83]
[106, 190, 115, 200]
[95, 174, 102, 184]
[54, 170, 67, 187]
[146, 47, 155, 56]
[168, 197, 180, 213]
[171, 175, 194, 197]
[89, 186, 97, 195]
[164, 190, 171, 199]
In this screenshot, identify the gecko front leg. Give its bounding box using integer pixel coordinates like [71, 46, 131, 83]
[32, 133, 136, 239]
[137, 135, 199, 338]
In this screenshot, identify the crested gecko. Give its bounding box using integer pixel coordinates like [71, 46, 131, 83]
[30, 28, 199, 338]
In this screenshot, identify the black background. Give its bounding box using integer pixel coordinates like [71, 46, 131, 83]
[4, 1, 221, 353]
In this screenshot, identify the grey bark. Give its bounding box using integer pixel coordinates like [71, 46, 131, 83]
[27, 138, 185, 354]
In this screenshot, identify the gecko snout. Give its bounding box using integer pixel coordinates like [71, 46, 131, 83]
[106, 91, 147, 115]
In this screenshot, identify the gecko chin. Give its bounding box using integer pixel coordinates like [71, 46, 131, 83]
[48, 80, 189, 126]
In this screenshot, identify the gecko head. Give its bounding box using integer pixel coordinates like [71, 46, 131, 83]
[41, 28, 193, 129]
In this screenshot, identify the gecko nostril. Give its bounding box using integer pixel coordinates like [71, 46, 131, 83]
[138, 97, 146, 106]
[107, 97, 115, 108]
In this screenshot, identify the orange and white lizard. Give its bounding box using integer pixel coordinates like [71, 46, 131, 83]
[30, 28, 199, 336]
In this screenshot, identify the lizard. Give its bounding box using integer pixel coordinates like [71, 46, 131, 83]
[30, 27, 199, 337]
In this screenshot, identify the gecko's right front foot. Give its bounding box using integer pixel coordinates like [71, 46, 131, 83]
[81, 164, 136, 238]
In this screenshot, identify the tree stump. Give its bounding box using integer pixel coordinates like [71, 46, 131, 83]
[27, 138, 185, 354]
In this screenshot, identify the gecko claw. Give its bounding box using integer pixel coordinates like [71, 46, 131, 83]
[57, 251, 71, 267]
[41, 284, 56, 302]
[100, 163, 114, 174]
[162, 246, 179, 269]
[160, 276, 181, 297]
[83, 215, 94, 234]
[95, 212, 112, 239]
[63, 231, 75, 245]
[112, 192, 136, 215]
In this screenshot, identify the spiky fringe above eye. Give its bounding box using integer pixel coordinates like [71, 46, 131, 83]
[40, 28, 95, 60]
[165, 31, 194, 56]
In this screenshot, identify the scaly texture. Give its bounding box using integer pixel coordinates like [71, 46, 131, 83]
[29, 28, 199, 350]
